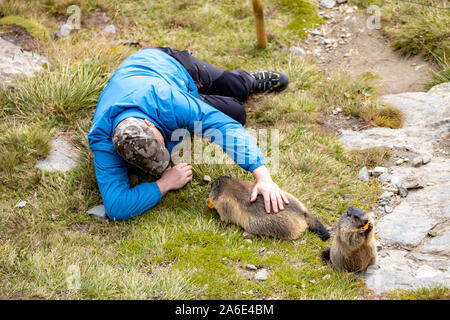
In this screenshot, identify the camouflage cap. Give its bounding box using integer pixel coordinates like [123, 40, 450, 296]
[112, 117, 170, 175]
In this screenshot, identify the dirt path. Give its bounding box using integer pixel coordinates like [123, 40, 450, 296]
[303, 3, 435, 94]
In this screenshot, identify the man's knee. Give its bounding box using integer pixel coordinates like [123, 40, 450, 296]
[235, 105, 247, 126]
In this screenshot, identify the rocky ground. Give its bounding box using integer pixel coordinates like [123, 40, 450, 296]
[340, 82, 450, 293]
[286, 1, 434, 94]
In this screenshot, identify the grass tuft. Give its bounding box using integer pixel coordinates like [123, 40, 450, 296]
[3, 59, 107, 123]
[277, 0, 325, 38]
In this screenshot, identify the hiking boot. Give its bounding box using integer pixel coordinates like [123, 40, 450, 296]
[250, 71, 289, 93]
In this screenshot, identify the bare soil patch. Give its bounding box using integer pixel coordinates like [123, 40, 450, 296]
[318, 113, 370, 135]
[0, 24, 39, 52]
[305, 4, 435, 94]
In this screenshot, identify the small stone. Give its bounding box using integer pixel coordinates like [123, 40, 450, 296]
[203, 175, 212, 182]
[322, 274, 331, 280]
[310, 29, 322, 36]
[422, 154, 432, 165]
[320, 0, 336, 9]
[372, 167, 388, 177]
[380, 191, 394, 201]
[358, 167, 369, 182]
[14, 201, 27, 208]
[395, 159, 405, 165]
[289, 46, 306, 56]
[412, 156, 423, 167]
[243, 231, 254, 239]
[103, 25, 116, 34]
[335, 107, 342, 113]
[244, 239, 252, 244]
[248, 290, 254, 295]
[309, 279, 316, 284]
[255, 269, 268, 281]
[384, 205, 393, 213]
[51, 214, 57, 221]
[323, 38, 335, 45]
[378, 173, 391, 184]
[398, 186, 408, 198]
[246, 264, 257, 271]
[85, 205, 108, 223]
[375, 240, 382, 250]
[402, 176, 424, 189]
[428, 230, 437, 237]
[337, 0, 347, 3]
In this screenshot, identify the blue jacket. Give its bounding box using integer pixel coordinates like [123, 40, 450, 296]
[88, 48, 265, 221]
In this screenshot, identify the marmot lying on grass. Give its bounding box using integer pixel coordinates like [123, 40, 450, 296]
[321, 206, 377, 272]
[207, 176, 330, 241]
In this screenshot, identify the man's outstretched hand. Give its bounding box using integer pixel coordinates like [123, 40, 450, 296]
[251, 166, 289, 214]
[156, 163, 192, 196]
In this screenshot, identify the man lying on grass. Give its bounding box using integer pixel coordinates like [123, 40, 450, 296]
[88, 47, 289, 221]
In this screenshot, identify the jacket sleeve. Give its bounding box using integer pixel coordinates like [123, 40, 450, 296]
[93, 149, 162, 221]
[162, 87, 265, 172]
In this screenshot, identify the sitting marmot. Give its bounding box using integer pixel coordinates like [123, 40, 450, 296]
[207, 176, 330, 241]
[321, 206, 377, 272]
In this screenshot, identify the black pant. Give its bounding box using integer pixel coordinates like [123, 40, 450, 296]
[154, 47, 255, 125]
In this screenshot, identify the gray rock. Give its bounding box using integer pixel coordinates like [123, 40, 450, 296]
[384, 205, 393, 213]
[289, 46, 306, 56]
[255, 269, 268, 281]
[412, 156, 423, 167]
[246, 264, 257, 271]
[243, 231, 254, 239]
[320, 0, 336, 9]
[395, 159, 405, 165]
[422, 154, 432, 165]
[398, 186, 408, 198]
[0, 38, 48, 83]
[14, 200, 27, 208]
[377, 183, 449, 248]
[402, 175, 424, 190]
[35, 137, 80, 172]
[309, 279, 316, 284]
[340, 83, 450, 293]
[363, 249, 449, 294]
[378, 173, 391, 184]
[203, 175, 212, 182]
[358, 167, 369, 181]
[323, 38, 335, 45]
[337, 0, 347, 3]
[372, 167, 388, 177]
[103, 24, 116, 34]
[85, 205, 108, 223]
[420, 225, 450, 256]
[322, 274, 331, 280]
[379, 191, 394, 201]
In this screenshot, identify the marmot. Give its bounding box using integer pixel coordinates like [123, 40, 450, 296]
[207, 176, 330, 241]
[321, 206, 377, 272]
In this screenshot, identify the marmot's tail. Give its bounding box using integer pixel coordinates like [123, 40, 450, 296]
[321, 248, 331, 262]
[304, 213, 330, 241]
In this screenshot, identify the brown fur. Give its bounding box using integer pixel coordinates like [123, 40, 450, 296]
[323, 207, 377, 272]
[208, 176, 330, 241]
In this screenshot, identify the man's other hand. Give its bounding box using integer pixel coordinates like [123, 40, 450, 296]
[251, 166, 289, 214]
[156, 163, 192, 196]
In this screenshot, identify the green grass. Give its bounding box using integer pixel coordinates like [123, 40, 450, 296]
[386, 286, 450, 300]
[0, 0, 433, 300]
[0, 15, 50, 40]
[351, 0, 450, 88]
